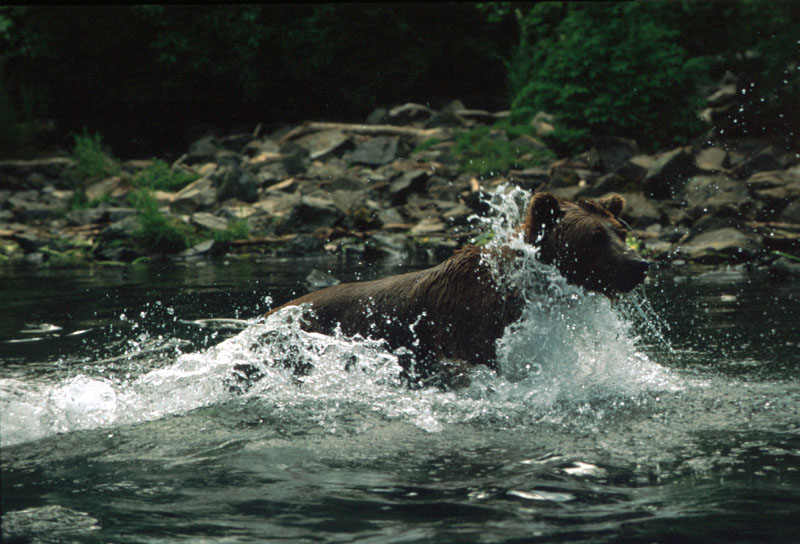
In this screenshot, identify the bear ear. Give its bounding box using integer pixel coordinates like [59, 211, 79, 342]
[524, 192, 562, 244]
[597, 194, 625, 218]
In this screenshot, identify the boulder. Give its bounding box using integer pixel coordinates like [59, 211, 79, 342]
[678, 227, 761, 263]
[410, 217, 446, 236]
[171, 177, 217, 215]
[297, 130, 352, 160]
[281, 195, 344, 232]
[780, 199, 800, 224]
[642, 147, 696, 199]
[351, 136, 402, 166]
[770, 257, 800, 280]
[85, 176, 124, 201]
[65, 207, 108, 226]
[390, 170, 429, 204]
[191, 212, 228, 231]
[696, 147, 729, 172]
[254, 191, 301, 217]
[216, 164, 259, 203]
[592, 136, 639, 173]
[306, 269, 341, 289]
[734, 150, 782, 179]
[185, 135, 222, 164]
[614, 192, 661, 227]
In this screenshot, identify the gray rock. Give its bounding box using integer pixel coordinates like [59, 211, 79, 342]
[0, 157, 75, 189]
[178, 239, 227, 259]
[351, 136, 401, 166]
[366, 107, 389, 125]
[735, 151, 782, 179]
[441, 202, 473, 226]
[12, 232, 48, 253]
[749, 171, 800, 220]
[191, 212, 228, 231]
[186, 135, 222, 164]
[643, 147, 696, 199]
[770, 257, 800, 280]
[682, 175, 755, 225]
[10, 200, 61, 223]
[217, 164, 259, 203]
[306, 269, 340, 289]
[297, 130, 352, 160]
[107, 207, 137, 222]
[94, 245, 141, 262]
[85, 176, 123, 202]
[255, 191, 301, 217]
[696, 147, 729, 172]
[282, 195, 344, 232]
[593, 136, 639, 173]
[614, 192, 661, 227]
[390, 170, 429, 203]
[101, 215, 141, 243]
[678, 227, 761, 263]
[279, 142, 308, 175]
[171, 177, 217, 215]
[707, 83, 737, 106]
[780, 199, 800, 224]
[410, 217, 446, 236]
[65, 207, 108, 226]
[376, 207, 405, 226]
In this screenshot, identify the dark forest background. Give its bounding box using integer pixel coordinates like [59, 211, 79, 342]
[1, 2, 798, 159]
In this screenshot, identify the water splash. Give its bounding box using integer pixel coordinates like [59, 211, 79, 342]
[0, 187, 678, 447]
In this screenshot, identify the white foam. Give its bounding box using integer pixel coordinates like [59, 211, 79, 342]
[0, 187, 678, 447]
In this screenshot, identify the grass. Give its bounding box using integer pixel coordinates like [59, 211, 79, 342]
[452, 124, 554, 178]
[71, 130, 119, 180]
[128, 189, 195, 254]
[212, 219, 251, 242]
[133, 159, 198, 192]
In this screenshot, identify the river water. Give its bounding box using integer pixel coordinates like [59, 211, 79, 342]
[2, 214, 799, 542]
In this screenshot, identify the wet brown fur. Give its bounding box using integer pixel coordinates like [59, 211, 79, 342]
[264, 192, 648, 380]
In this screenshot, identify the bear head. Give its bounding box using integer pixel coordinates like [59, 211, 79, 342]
[521, 192, 649, 294]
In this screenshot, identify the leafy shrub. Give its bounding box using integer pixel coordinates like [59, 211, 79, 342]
[453, 124, 554, 177]
[133, 159, 198, 192]
[128, 189, 194, 254]
[506, 3, 709, 154]
[71, 130, 119, 179]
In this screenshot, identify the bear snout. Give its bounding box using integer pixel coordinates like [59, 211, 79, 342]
[618, 258, 649, 292]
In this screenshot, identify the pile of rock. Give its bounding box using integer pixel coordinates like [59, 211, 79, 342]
[1, 100, 799, 277]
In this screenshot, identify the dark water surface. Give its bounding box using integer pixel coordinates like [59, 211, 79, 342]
[1, 256, 799, 543]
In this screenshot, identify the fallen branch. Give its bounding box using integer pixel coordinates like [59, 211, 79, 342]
[280, 121, 444, 143]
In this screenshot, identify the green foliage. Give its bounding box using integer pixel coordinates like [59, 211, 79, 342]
[453, 124, 554, 177]
[132, 159, 198, 192]
[71, 130, 118, 180]
[128, 189, 194, 254]
[507, 3, 709, 154]
[212, 219, 250, 242]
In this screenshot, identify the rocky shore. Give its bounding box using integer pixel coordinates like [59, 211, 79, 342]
[2, 100, 799, 278]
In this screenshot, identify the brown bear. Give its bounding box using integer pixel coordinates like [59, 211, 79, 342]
[262, 192, 648, 385]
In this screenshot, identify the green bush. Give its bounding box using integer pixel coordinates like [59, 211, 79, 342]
[453, 124, 554, 177]
[71, 130, 119, 179]
[128, 188, 194, 254]
[132, 159, 198, 192]
[506, 3, 709, 154]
